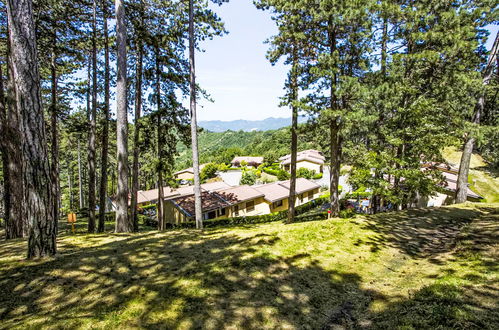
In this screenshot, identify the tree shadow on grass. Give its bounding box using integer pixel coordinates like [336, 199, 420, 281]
[0, 230, 378, 329]
[367, 205, 499, 329]
[1, 205, 497, 329]
[357, 206, 487, 260]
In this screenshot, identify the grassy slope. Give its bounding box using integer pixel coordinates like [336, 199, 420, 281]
[0, 203, 497, 329]
[442, 147, 499, 203]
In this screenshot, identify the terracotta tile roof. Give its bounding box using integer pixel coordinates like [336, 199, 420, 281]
[170, 191, 231, 217]
[254, 178, 320, 203]
[216, 185, 264, 204]
[279, 178, 321, 194]
[135, 182, 231, 204]
[136, 187, 178, 204]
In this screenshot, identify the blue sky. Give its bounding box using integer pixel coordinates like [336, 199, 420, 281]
[194, 1, 498, 122]
[195, 0, 288, 121]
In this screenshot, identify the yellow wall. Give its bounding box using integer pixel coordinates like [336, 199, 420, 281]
[265, 188, 321, 213]
[163, 201, 188, 224]
[297, 160, 323, 173]
[228, 197, 267, 217]
[175, 172, 194, 181]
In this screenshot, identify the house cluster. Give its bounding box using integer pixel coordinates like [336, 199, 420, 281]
[136, 178, 321, 224]
[173, 150, 326, 182]
[280, 149, 325, 174]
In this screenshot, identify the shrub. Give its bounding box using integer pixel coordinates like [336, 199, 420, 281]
[277, 169, 290, 181]
[313, 173, 323, 179]
[297, 167, 316, 179]
[339, 208, 356, 218]
[200, 163, 219, 181]
[218, 163, 230, 172]
[240, 170, 257, 185]
[240, 160, 248, 167]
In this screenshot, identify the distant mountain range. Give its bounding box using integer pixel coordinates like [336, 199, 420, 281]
[199, 117, 307, 132]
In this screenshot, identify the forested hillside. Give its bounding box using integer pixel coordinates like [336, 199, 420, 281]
[174, 126, 322, 171]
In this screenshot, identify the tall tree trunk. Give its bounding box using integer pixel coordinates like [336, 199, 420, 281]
[329, 121, 341, 216]
[372, 15, 389, 214]
[155, 49, 165, 230]
[77, 139, 84, 209]
[7, 0, 56, 257]
[3, 25, 25, 239]
[0, 43, 11, 238]
[455, 31, 498, 203]
[189, 0, 202, 229]
[50, 27, 59, 230]
[115, 0, 130, 232]
[0, 43, 8, 228]
[98, 0, 110, 232]
[87, 0, 98, 233]
[130, 7, 144, 232]
[328, 24, 340, 217]
[287, 48, 298, 224]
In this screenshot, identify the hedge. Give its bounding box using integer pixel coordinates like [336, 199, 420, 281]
[163, 195, 330, 229]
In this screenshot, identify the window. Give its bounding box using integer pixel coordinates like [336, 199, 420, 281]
[233, 205, 239, 217]
[300, 194, 305, 203]
[246, 201, 255, 212]
[218, 208, 226, 217]
[308, 191, 314, 199]
[273, 200, 283, 209]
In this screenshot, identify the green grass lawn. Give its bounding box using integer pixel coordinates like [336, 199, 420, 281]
[0, 203, 498, 329]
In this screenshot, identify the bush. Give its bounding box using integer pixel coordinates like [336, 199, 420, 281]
[218, 163, 230, 172]
[277, 169, 290, 181]
[313, 173, 323, 179]
[262, 167, 279, 176]
[141, 204, 157, 210]
[200, 162, 219, 181]
[240, 170, 257, 185]
[339, 208, 356, 218]
[297, 167, 316, 179]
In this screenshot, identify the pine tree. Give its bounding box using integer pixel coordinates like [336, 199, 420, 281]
[189, 0, 202, 229]
[98, 0, 111, 232]
[115, 0, 131, 232]
[7, 0, 57, 257]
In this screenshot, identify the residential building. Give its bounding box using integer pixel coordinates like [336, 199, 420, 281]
[280, 149, 325, 174]
[163, 185, 267, 223]
[173, 163, 207, 181]
[254, 178, 321, 213]
[162, 178, 322, 224]
[416, 164, 482, 207]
